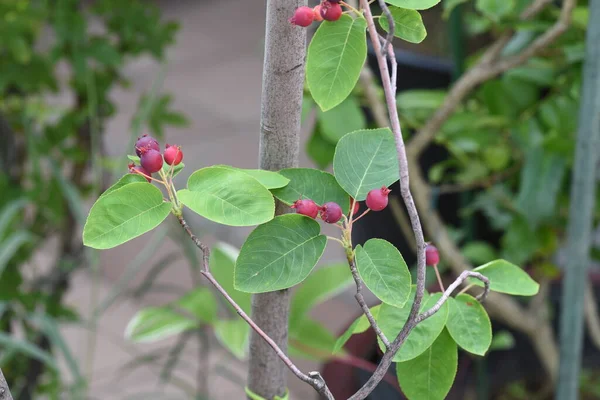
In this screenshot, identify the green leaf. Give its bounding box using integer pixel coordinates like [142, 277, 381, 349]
[234, 214, 327, 293]
[290, 263, 353, 328]
[306, 15, 367, 111]
[83, 183, 172, 249]
[386, 0, 441, 9]
[490, 330, 515, 351]
[271, 168, 350, 214]
[396, 329, 457, 400]
[0, 198, 29, 237]
[333, 305, 381, 353]
[210, 242, 252, 314]
[318, 96, 366, 143]
[470, 259, 539, 296]
[379, 7, 427, 44]
[215, 166, 290, 189]
[0, 231, 34, 278]
[214, 319, 250, 359]
[245, 387, 289, 400]
[175, 288, 217, 324]
[306, 128, 336, 169]
[378, 289, 449, 361]
[125, 307, 195, 343]
[475, 0, 515, 21]
[290, 319, 338, 361]
[446, 294, 492, 356]
[178, 166, 275, 227]
[0, 332, 58, 371]
[443, 0, 469, 18]
[461, 241, 497, 265]
[333, 128, 400, 201]
[101, 174, 148, 198]
[355, 239, 411, 307]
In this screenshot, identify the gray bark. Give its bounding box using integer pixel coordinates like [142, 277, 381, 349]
[0, 368, 14, 400]
[248, 0, 307, 398]
[556, 1, 600, 398]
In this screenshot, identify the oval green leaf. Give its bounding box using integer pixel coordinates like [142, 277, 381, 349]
[178, 166, 275, 227]
[378, 290, 449, 361]
[125, 307, 195, 343]
[333, 305, 381, 354]
[271, 168, 350, 214]
[83, 183, 172, 249]
[306, 15, 367, 111]
[215, 165, 290, 189]
[101, 174, 147, 198]
[355, 239, 411, 308]
[175, 288, 217, 324]
[234, 214, 327, 293]
[396, 329, 458, 400]
[446, 294, 492, 356]
[333, 128, 400, 201]
[215, 319, 250, 360]
[318, 96, 366, 143]
[469, 259, 539, 296]
[386, 0, 440, 10]
[379, 7, 427, 44]
[210, 242, 252, 314]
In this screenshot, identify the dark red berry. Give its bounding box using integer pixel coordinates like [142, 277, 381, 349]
[291, 199, 319, 219]
[135, 134, 160, 157]
[320, 202, 343, 224]
[290, 6, 314, 27]
[425, 244, 440, 266]
[320, 1, 342, 21]
[366, 186, 391, 211]
[140, 149, 163, 173]
[128, 162, 151, 182]
[313, 5, 324, 21]
[164, 144, 183, 166]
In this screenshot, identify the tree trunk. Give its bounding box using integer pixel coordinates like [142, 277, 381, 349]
[556, 1, 600, 398]
[0, 368, 14, 400]
[248, 0, 307, 398]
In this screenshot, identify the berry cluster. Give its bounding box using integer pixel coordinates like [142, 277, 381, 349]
[289, 0, 343, 27]
[128, 134, 183, 181]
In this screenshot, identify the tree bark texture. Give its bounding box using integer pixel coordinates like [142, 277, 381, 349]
[248, 0, 307, 398]
[0, 368, 14, 400]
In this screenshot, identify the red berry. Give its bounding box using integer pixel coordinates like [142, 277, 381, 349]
[140, 149, 163, 173]
[320, 1, 342, 22]
[128, 162, 151, 182]
[164, 144, 183, 166]
[313, 5, 324, 22]
[290, 6, 314, 27]
[366, 186, 391, 211]
[320, 202, 343, 224]
[425, 244, 440, 266]
[291, 199, 319, 219]
[135, 134, 160, 157]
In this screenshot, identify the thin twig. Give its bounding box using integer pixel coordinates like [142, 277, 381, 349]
[176, 214, 334, 399]
[433, 265, 445, 292]
[377, 0, 394, 59]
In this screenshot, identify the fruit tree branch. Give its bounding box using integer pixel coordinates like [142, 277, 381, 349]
[176, 214, 334, 399]
[0, 368, 14, 400]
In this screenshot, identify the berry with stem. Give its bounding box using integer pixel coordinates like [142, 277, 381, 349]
[164, 144, 183, 166]
[366, 186, 391, 211]
[291, 199, 319, 219]
[320, 1, 343, 22]
[289, 6, 314, 27]
[140, 148, 164, 173]
[128, 163, 152, 182]
[135, 134, 160, 157]
[313, 5, 324, 22]
[320, 202, 343, 224]
[425, 244, 440, 266]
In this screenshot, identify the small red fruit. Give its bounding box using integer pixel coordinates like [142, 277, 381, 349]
[366, 186, 391, 211]
[313, 5, 324, 22]
[291, 199, 319, 219]
[140, 148, 163, 173]
[290, 6, 314, 27]
[320, 1, 343, 22]
[135, 134, 160, 157]
[128, 162, 151, 182]
[320, 202, 343, 224]
[164, 144, 183, 166]
[425, 244, 440, 266]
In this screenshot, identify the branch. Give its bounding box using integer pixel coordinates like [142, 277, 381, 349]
[175, 214, 334, 399]
[0, 367, 14, 400]
[407, 0, 576, 157]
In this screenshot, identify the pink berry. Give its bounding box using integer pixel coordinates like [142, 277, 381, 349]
[128, 163, 151, 182]
[366, 186, 391, 211]
[135, 134, 160, 157]
[320, 1, 342, 22]
[290, 6, 314, 27]
[164, 144, 183, 166]
[425, 244, 440, 266]
[291, 199, 319, 219]
[313, 5, 324, 22]
[140, 148, 163, 173]
[320, 202, 343, 224]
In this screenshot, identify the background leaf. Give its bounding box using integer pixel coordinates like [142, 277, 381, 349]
[234, 214, 327, 293]
[214, 319, 250, 360]
[178, 166, 275, 227]
[470, 259, 539, 296]
[355, 239, 411, 308]
[306, 15, 367, 111]
[318, 96, 366, 143]
[333, 128, 400, 200]
[476, 0, 515, 21]
[446, 294, 492, 356]
[175, 288, 217, 324]
[125, 307, 195, 343]
[379, 7, 427, 44]
[211, 242, 252, 314]
[216, 165, 290, 189]
[385, 0, 441, 9]
[83, 182, 172, 249]
[333, 305, 381, 353]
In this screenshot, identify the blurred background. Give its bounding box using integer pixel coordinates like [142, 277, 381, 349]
[0, 0, 598, 399]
